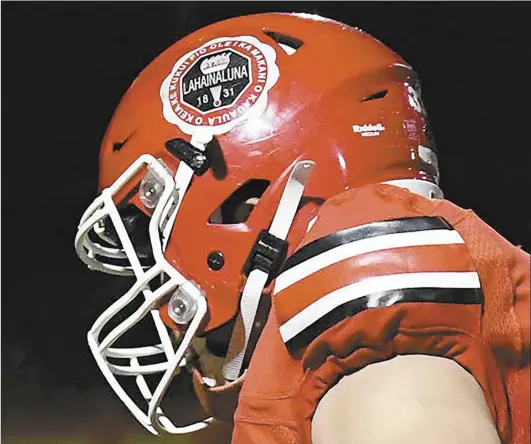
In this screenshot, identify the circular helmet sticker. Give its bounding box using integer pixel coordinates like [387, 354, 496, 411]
[160, 36, 280, 136]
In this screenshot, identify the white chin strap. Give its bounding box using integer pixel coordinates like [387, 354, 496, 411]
[222, 160, 315, 381]
[74, 134, 216, 436]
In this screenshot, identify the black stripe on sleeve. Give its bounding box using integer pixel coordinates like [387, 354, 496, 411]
[281, 216, 453, 273]
[284, 286, 482, 355]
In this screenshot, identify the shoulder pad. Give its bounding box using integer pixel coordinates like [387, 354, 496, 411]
[274, 186, 483, 355]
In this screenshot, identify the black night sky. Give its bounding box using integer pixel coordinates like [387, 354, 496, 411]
[2, 1, 530, 441]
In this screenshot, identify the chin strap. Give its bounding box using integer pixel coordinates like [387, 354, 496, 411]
[221, 160, 315, 382]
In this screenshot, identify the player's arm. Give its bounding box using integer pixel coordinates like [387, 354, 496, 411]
[272, 185, 519, 443]
[311, 354, 501, 444]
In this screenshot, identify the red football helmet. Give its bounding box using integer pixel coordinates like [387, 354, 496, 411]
[74, 12, 441, 435]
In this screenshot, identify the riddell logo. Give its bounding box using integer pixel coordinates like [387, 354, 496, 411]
[352, 123, 386, 137]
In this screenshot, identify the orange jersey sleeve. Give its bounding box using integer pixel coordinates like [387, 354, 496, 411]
[270, 184, 529, 444]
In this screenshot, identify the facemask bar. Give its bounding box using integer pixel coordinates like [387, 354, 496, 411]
[74, 153, 213, 435]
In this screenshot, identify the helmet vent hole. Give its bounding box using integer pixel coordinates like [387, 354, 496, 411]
[209, 179, 270, 225]
[263, 30, 304, 55]
[361, 90, 388, 102]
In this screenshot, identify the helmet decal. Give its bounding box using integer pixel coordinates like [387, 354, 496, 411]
[160, 36, 280, 136]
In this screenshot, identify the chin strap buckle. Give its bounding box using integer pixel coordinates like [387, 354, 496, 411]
[243, 229, 288, 281]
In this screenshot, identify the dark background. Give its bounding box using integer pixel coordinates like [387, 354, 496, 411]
[2, 1, 530, 442]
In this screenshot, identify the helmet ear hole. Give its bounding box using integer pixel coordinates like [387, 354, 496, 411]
[233, 197, 259, 224]
[208, 179, 270, 225]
